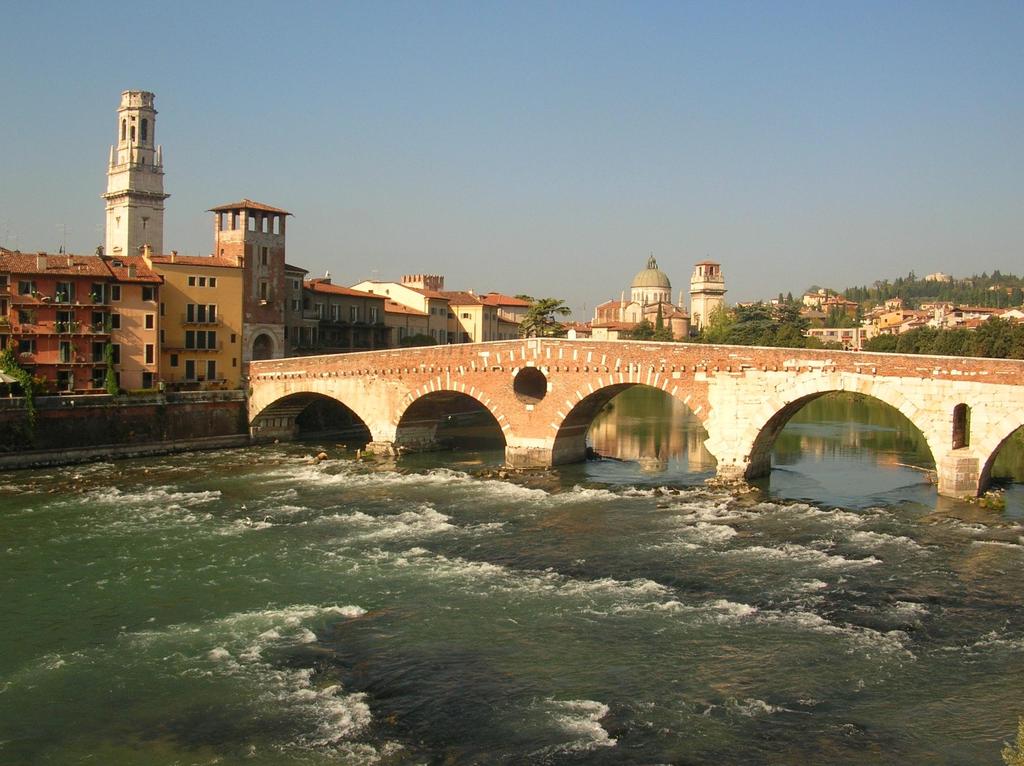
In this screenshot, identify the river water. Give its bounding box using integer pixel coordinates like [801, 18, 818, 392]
[1, 390, 1023, 765]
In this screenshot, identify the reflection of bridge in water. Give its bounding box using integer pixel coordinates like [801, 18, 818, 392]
[248, 339, 1024, 498]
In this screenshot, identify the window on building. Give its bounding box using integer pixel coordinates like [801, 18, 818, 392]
[330, 305, 340, 321]
[292, 280, 300, 291]
[206, 331, 217, 349]
[91, 368, 105, 389]
[170, 353, 179, 368]
[0, 275, 8, 291]
[315, 303, 324, 319]
[55, 282, 74, 303]
[230, 333, 236, 343]
[188, 276, 196, 287]
[209, 277, 217, 288]
[206, 360, 217, 381]
[145, 314, 154, 329]
[248, 215, 256, 232]
[110, 313, 121, 329]
[145, 344, 154, 365]
[160, 330, 164, 343]
[111, 285, 121, 301]
[58, 341, 73, 364]
[461, 312, 470, 319]
[160, 302, 165, 316]
[141, 286, 155, 302]
[350, 306, 358, 322]
[186, 304, 195, 322]
[260, 281, 269, 301]
[142, 372, 153, 389]
[260, 247, 268, 266]
[17, 309, 32, 325]
[121, 119, 126, 141]
[140, 118, 148, 142]
[369, 307, 379, 323]
[18, 280, 35, 295]
[18, 338, 36, 355]
[111, 344, 121, 365]
[185, 359, 196, 380]
[57, 370, 73, 392]
[291, 299, 299, 312]
[232, 357, 237, 368]
[198, 277, 207, 287]
[185, 330, 195, 349]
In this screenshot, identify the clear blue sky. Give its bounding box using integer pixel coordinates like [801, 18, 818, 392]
[1, 1, 1021, 316]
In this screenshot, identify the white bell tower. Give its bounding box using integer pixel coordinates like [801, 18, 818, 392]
[102, 90, 169, 256]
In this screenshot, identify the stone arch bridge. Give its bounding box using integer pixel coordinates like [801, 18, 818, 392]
[248, 339, 1024, 499]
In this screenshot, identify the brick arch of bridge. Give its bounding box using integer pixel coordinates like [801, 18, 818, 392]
[392, 383, 512, 452]
[548, 381, 711, 466]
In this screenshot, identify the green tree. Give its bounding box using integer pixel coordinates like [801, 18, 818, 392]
[519, 297, 571, 338]
[625, 320, 655, 340]
[104, 343, 119, 396]
[651, 304, 674, 341]
[0, 343, 37, 433]
[399, 333, 436, 347]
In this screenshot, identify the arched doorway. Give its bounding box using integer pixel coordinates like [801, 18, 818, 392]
[252, 333, 275, 361]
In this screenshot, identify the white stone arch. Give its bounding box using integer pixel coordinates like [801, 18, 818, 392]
[706, 371, 945, 482]
[248, 376, 405, 445]
[549, 379, 710, 466]
[975, 415, 1024, 490]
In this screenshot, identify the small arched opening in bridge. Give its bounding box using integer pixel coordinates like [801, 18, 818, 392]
[252, 333, 275, 361]
[979, 424, 1024, 513]
[952, 403, 971, 449]
[552, 384, 713, 479]
[395, 391, 506, 456]
[252, 393, 371, 446]
[753, 391, 936, 507]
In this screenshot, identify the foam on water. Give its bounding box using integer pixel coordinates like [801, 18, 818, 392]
[543, 699, 616, 752]
[724, 542, 882, 570]
[847, 530, 925, 550]
[384, 548, 672, 606]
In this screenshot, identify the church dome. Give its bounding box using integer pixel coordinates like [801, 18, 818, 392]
[631, 255, 671, 290]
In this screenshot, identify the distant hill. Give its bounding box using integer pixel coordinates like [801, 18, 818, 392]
[840, 271, 1024, 309]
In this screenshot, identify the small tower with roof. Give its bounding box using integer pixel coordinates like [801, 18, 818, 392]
[689, 260, 726, 333]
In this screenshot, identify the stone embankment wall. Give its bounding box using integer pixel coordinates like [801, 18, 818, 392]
[0, 391, 249, 468]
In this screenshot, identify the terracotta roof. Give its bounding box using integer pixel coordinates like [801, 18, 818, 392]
[481, 292, 531, 308]
[305, 279, 382, 299]
[208, 199, 292, 215]
[0, 252, 113, 277]
[440, 290, 483, 305]
[384, 299, 427, 316]
[284, 263, 308, 274]
[149, 253, 241, 269]
[592, 320, 637, 330]
[595, 299, 626, 309]
[103, 255, 163, 283]
[405, 285, 449, 300]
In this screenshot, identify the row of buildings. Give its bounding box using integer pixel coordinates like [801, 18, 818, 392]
[0, 91, 532, 394]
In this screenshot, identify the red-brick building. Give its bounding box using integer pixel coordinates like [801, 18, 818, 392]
[0, 249, 162, 393]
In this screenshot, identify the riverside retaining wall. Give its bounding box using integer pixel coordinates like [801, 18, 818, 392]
[0, 391, 249, 467]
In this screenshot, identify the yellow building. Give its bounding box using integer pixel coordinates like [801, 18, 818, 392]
[103, 254, 162, 390]
[144, 250, 244, 389]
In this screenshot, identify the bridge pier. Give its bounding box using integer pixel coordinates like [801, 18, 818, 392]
[937, 451, 984, 499]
